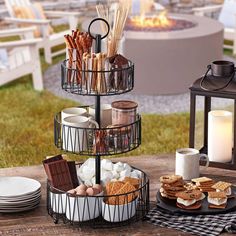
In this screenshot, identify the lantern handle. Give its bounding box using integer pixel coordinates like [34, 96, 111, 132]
[200, 65, 235, 91]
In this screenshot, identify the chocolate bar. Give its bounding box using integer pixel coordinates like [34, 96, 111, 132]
[67, 161, 79, 188]
[44, 159, 73, 192]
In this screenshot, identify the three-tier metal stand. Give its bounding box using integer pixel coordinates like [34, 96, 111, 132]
[48, 18, 149, 228]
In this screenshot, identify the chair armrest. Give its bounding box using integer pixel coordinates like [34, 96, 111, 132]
[0, 38, 42, 48]
[0, 27, 36, 37]
[4, 17, 51, 25]
[193, 5, 223, 15]
[44, 10, 81, 17]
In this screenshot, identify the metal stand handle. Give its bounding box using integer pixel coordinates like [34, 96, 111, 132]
[88, 18, 110, 184]
[200, 65, 235, 91]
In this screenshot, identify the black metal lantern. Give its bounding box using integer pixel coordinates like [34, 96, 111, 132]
[189, 61, 236, 170]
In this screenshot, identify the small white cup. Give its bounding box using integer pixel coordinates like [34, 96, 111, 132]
[175, 148, 209, 180]
[61, 107, 87, 122]
[62, 115, 99, 152]
[89, 104, 112, 128]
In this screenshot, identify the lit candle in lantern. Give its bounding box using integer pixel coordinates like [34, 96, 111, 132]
[208, 110, 233, 163]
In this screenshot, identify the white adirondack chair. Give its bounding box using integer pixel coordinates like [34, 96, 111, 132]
[193, 0, 236, 55]
[4, 0, 80, 64]
[0, 27, 43, 90]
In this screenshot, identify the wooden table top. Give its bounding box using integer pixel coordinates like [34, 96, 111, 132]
[1, 155, 236, 236]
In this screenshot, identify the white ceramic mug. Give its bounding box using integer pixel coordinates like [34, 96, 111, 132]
[89, 104, 112, 128]
[175, 148, 209, 180]
[62, 116, 99, 152]
[61, 107, 87, 122]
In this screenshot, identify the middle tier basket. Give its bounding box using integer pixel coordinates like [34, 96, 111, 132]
[54, 106, 141, 156]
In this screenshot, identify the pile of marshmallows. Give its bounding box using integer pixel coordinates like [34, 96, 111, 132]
[78, 158, 142, 186]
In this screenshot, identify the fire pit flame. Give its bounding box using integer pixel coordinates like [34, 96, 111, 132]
[130, 10, 175, 29]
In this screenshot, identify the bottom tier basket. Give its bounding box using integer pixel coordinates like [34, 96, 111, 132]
[47, 164, 149, 228]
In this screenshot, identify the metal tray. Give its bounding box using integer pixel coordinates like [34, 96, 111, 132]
[156, 186, 236, 215]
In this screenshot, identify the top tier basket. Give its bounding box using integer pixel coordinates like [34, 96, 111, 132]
[61, 54, 134, 96]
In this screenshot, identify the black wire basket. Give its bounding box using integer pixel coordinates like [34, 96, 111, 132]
[47, 164, 149, 228]
[61, 57, 134, 96]
[54, 107, 141, 156]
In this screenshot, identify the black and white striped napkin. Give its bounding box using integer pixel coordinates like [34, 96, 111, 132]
[146, 207, 236, 236]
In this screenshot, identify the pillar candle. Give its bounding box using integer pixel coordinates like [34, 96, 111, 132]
[208, 110, 233, 163]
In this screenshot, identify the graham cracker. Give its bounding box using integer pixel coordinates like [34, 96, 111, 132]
[208, 191, 226, 199]
[124, 177, 140, 189]
[192, 177, 213, 184]
[160, 175, 182, 184]
[212, 181, 232, 191]
[208, 203, 226, 209]
[107, 182, 137, 205]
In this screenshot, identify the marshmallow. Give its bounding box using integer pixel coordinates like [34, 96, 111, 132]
[131, 169, 142, 178]
[130, 171, 139, 179]
[91, 177, 96, 186]
[84, 179, 93, 187]
[111, 170, 120, 179]
[123, 163, 131, 172]
[113, 162, 125, 172]
[111, 179, 118, 182]
[101, 170, 113, 181]
[120, 169, 131, 178]
[177, 198, 196, 207]
[208, 197, 227, 206]
[101, 159, 113, 171]
[216, 187, 232, 196]
[82, 165, 95, 180]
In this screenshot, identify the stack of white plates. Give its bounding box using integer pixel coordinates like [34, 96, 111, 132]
[0, 176, 41, 213]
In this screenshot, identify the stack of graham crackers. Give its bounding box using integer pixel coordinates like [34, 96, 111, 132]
[159, 175, 185, 200]
[192, 177, 215, 192]
[105, 177, 140, 205]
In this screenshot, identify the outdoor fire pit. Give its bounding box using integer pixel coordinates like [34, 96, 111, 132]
[123, 13, 223, 95]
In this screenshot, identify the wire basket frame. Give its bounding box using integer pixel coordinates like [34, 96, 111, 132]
[54, 109, 141, 156]
[47, 163, 149, 228]
[61, 56, 134, 96]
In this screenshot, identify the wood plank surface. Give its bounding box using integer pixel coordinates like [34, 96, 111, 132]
[0, 155, 236, 236]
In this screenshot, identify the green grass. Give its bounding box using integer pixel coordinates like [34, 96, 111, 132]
[0, 72, 190, 167]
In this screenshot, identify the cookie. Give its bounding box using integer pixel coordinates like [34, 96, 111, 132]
[160, 191, 177, 200]
[162, 184, 185, 192]
[176, 201, 201, 210]
[184, 183, 199, 191]
[176, 189, 202, 200]
[160, 175, 182, 184]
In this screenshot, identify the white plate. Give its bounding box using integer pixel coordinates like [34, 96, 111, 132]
[0, 196, 41, 206]
[0, 202, 40, 213]
[0, 177, 41, 197]
[0, 190, 41, 202]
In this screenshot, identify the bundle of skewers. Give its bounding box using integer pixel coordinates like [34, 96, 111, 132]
[96, 0, 131, 57]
